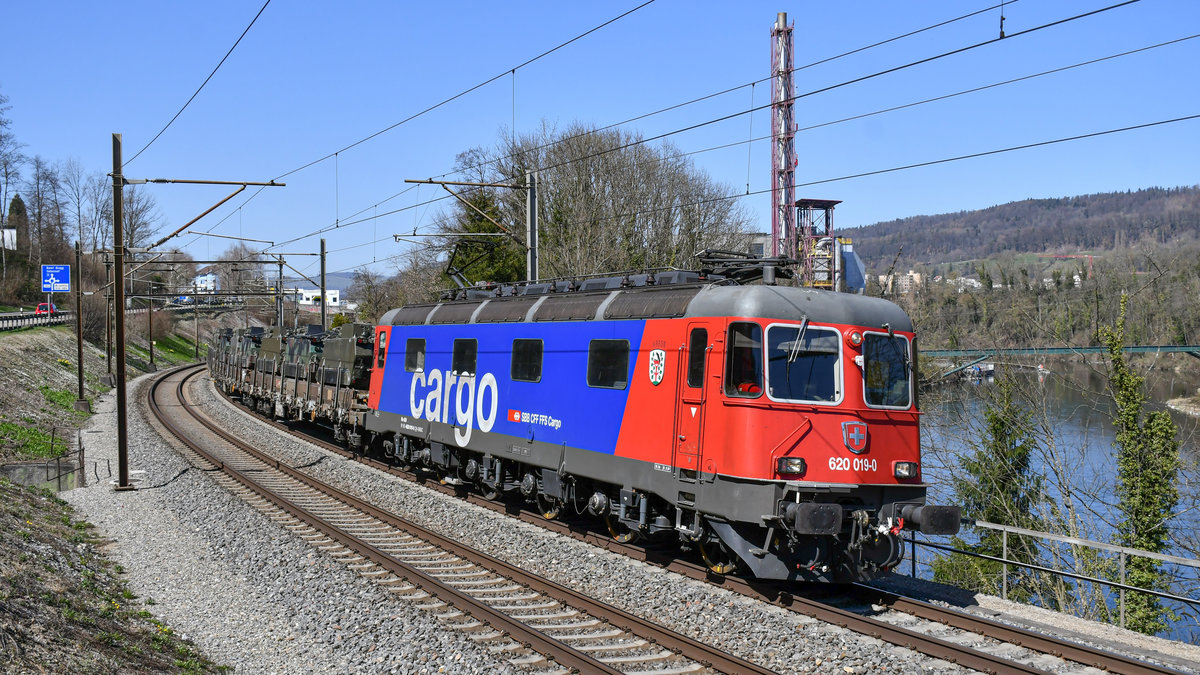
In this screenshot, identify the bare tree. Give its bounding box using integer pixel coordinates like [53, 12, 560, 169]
[216, 241, 265, 300]
[121, 184, 163, 251]
[24, 156, 64, 267]
[411, 122, 753, 289]
[347, 266, 401, 324]
[61, 158, 111, 252]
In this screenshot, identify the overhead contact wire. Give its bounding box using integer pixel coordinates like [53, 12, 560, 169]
[125, 0, 272, 167]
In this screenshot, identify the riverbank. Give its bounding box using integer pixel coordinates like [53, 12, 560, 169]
[1167, 394, 1200, 417]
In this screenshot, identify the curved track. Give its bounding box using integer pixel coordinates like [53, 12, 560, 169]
[211, 371, 1191, 675]
[150, 364, 772, 675]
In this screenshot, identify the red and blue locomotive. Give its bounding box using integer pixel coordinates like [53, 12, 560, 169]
[359, 263, 959, 582]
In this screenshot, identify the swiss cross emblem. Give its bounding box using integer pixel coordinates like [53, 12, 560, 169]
[648, 349, 666, 386]
[843, 421, 868, 454]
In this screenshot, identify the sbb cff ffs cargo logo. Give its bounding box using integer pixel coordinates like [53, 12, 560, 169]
[648, 349, 666, 386]
[842, 421, 868, 454]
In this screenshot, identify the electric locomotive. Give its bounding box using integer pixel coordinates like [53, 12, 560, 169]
[362, 261, 960, 583]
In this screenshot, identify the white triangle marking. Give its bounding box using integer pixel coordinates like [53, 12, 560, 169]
[690, 406, 697, 417]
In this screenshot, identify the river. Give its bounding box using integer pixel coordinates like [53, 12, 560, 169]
[917, 357, 1200, 641]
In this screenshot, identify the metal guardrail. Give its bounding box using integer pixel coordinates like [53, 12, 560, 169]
[908, 518, 1200, 630]
[0, 312, 72, 331]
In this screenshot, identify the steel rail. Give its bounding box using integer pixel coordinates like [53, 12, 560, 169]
[148, 365, 622, 675]
[852, 585, 1190, 675]
[213, 379, 1189, 675]
[160, 365, 771, 674]
[217, 387, 1059, 674]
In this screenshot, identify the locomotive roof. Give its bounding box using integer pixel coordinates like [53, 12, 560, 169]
[380, 282, 912, 332]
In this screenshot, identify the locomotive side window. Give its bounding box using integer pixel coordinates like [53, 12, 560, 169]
[766, 324, 840, 403]
[511, 339, 543, 383]
[863, 333, 911, 408]
[724, 322, 762, 397]
[404, 338, 424, 372]
[587, 339, 629, 389]
[453, 338, 478, 377]
[686, 328, 707, 388]
[377, 332, 387, 368]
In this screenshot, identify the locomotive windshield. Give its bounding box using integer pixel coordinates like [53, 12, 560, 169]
[766, 324, 839, 403]
[863, 332, 911, 408]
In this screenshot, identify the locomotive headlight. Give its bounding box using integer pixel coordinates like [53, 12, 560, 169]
[777, 457, 807, 475]
[893, 461, 919, 479]
[845, 330, 863, 347]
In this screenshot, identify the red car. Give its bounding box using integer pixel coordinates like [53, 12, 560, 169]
[35, 303, 57, 315]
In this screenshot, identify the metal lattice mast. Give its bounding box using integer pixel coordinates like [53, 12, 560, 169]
[770, 12, 796, 258]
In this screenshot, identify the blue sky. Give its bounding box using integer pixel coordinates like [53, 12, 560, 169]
[2, 1, 1197, 277]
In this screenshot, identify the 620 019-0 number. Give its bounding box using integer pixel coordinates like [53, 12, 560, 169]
[829, 457, 877, 472]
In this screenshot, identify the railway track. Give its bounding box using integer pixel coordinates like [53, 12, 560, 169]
[205, 371, 1193, 675]
[150, 364, 771, 675]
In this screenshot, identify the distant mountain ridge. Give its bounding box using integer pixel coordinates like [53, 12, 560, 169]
[843, 186, 1200, 270]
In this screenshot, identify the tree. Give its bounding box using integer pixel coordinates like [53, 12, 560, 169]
[61, 159, 111, 252]
[348, 266, 401, 324]
[7, 194, 27, 256]
[121, 184, 163, 251]
[1101, 294, 1181, 635]
[932, 373, 1046, 601]
[409, 122, 753, 291]
[25, 156, 64, 267]
[0, 89, 25, 282]
[213, 242, 267, 313]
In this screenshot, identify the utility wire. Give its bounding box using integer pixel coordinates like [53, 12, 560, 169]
[323, 113, 1200, 273]
[125, 0, 272, 167]
[283, 26, 1196, 258]
[538, 0, 1145, 174]
[436, 0, 1026, 183]
[238, 0, 1026, 250]
[272, 0, 658, 182]
[270, 1, 1130, 252]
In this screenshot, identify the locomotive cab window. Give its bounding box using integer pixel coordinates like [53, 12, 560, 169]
[724, 322, 763, 397]
[863, 332, 911, 408]
[376, 332, 387, 368]
[511, 339, 543, 383]
[587, 339, 629, 389]
[404, 338, 424, 372]
[766, 323, 840, 403]
[453, 339, 477, 377]
[686, 328, 707, 388]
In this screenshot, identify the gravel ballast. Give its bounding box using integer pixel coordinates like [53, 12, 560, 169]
[63, 369, 1200, 674]
[63, 373, 514, 674]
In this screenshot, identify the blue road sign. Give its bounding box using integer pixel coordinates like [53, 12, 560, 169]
[41, 265, 70, 293]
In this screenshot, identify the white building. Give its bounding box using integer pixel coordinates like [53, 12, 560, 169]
[294, 289, 340, 306]
[193, 268, 218, 293]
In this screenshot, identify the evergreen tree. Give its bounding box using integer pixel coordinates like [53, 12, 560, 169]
[932, 374, 1046, 601]
[1101, 294, 1181, 635]
[8, 193, 27, 253]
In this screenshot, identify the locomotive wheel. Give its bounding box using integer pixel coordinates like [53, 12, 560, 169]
[605, 513, 641, 544]
[697, 537, 738, 575]
[536, 493, 562, 520]
[479, 483, 500, 501]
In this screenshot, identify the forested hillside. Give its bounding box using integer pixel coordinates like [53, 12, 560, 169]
[847, 186, 1200, 271]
